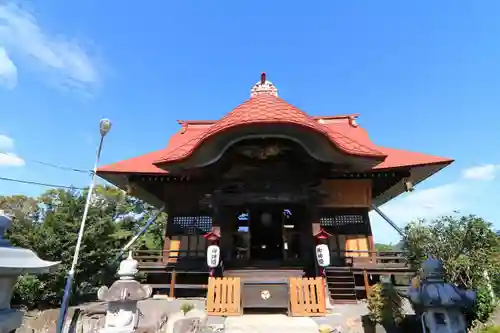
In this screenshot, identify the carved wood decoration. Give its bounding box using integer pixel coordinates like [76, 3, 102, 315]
[237, 143, 290, 160]
[318, 179, 372, 207]
[201, 153, 323, 205]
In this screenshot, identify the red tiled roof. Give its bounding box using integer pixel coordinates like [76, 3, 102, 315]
[97, 151, 167, 174]
[373, 147, 453, 170]
[153, 94, 385, 165]
[97, 109, 452, 175]
[320, 119, 453, 169]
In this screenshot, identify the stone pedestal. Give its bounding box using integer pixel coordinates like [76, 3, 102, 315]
[97, 252, 152, 333]
[0, 211, 59, 333]
[165, 309, 207, 333]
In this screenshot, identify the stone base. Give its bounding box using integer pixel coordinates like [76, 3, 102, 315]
[325, 285, 334, 310]
[165, 309, 207, 333]
[0, 309, 23, 333]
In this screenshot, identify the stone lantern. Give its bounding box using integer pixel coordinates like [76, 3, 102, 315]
[407, 257, 476, 333]
[0, 210, 60, 333]
[97, 252, 152, 333]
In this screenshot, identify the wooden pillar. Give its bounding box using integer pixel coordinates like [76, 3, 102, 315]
[210, 203, 222, 236]
[366, 213, 376, 261]
[310, 205, 321, 276]
[169, 270, 177, 298]
[363, 269, 371, 297]
[162, 208, 171, 264]
[222, 206, 235, 262]
[213, 205, 234, 262]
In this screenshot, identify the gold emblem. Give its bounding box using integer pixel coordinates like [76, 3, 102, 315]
[261, 290, 271, 300]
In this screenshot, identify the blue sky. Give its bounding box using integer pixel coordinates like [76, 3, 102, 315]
[0, 1, 499, 244]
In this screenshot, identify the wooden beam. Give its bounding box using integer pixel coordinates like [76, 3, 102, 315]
[363, 270, 371, 296]
[169, 270, 177, 298]
[132, 170, 411, 183]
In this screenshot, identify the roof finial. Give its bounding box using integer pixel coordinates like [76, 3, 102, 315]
[251, 72, 278, 98]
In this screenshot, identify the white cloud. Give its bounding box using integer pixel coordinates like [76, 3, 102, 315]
[461, 164, 500, 181]
[370, 182, 466, 244]
[0, 134, 14, 150]
[0, 152, 24, 166]
[0, 47, 17, 88]
[370, 162, 500, 244]
[0, 3, 99, 90]
[370, 183, 463, 226]
[0, 134, 24, 167]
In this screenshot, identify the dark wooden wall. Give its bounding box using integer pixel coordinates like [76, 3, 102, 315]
[319, 208, 374, 259]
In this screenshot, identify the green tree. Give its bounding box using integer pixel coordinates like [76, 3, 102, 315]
[2, 185, 165, 309]
[375, 243, 394, 252]
[403, 215, 500, 322]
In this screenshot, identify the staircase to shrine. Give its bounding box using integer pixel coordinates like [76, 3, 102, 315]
[325, 267, 357, 303]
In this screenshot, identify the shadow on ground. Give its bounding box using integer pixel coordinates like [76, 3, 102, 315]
[360, 314, 422, 333]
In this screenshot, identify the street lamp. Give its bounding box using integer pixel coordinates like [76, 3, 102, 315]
[100, 118, 112, 137]
[56, 119, 112, 333]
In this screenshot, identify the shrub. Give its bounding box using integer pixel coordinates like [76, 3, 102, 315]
[366, 282, 404, 326]
[471, 285, 497, 323]
[180, 302, 195, 315]
[403, 216, 500, 323]
[478, 325, 500, 333]
[11, 275, 44, 307]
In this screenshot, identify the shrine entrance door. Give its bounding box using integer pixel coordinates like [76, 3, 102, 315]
[249, 205, 284, 262]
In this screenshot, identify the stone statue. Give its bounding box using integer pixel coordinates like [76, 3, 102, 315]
[0, 210, 60, 333]
[407, 257, 476, 333]
[97, 252, 152, 333]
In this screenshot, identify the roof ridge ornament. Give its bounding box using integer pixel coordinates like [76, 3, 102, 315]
[250, 72, 278, 98]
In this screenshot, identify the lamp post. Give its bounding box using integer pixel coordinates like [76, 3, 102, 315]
[56, 119, 112, 333]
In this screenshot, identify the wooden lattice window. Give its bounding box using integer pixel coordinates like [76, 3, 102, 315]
[320, 214, 365, 227]
[170, 216, 212, 235]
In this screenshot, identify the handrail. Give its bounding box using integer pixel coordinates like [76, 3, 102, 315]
[131, 249, 206, 264]
[332, 250, 410, 268]
[128, 248, 410, 267]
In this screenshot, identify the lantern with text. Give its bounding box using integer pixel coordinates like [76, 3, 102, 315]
[207, 245, 221, 268]
[204, 232, 220, 277]
[315, 244, 330, 268]
[314, 229, 331, 275]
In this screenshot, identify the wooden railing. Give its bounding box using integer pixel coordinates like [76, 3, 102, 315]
[130, 249, 209, 297]
[130, 249, 410, 269]
[129, 249, 413, 299]
[131, 249, 206, 265]
[333, 250, 411, 269]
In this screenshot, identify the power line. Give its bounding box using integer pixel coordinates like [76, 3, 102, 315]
[0, 152, 91, 174]
[29, 160, 91, 174]
[0, 176, 85, 190]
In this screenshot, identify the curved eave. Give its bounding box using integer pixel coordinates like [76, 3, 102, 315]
[152, 122, 386, 171]
[372, 160, 454, 207]
[97, 172, 165, 208]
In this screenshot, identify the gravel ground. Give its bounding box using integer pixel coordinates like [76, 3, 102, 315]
[16, 297, 415, 333]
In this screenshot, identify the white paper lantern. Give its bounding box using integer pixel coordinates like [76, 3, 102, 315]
[315, 244, 330, 267]
[206, 245, 220, 268]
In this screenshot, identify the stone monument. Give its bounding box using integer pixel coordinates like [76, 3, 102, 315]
[97, 252, 152, 333]
[407, 257, 476, 333]
[0, 210, 60, 333]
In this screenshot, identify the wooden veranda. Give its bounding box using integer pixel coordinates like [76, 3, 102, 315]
[132, 248, 415, 301]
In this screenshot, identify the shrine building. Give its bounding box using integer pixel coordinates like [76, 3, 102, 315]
[97, 73, 453, 306]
